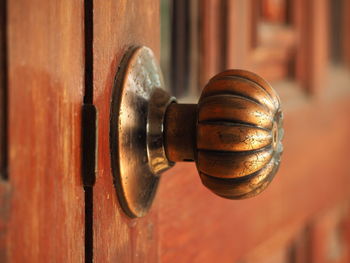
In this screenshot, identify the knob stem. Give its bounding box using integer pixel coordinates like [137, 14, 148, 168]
[164, 103, 197, 162]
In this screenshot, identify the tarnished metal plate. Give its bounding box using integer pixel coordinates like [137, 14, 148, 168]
[110, 46, 174, 218]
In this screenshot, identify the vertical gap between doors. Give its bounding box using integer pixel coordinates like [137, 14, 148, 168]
[83, 0, 95, 262]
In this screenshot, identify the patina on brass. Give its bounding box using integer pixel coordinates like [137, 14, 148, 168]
[164, 70, 283, 199]
[111, 46, 283, 218]
[110, 46, 174, 218]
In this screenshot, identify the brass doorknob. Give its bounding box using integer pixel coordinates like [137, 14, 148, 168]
[164, 70, 283, 199]
[110, 46, 283, 217]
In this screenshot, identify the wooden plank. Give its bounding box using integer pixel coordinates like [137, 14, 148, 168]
[159, 89, 350, 262]
[295, 0, 329, 94]
[226, 0, 253, 69]
[7, 0, 85, 261]
[93, 0, 160, 261]
[199, 0, 226, 88]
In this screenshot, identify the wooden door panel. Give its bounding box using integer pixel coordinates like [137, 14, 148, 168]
[90, 0, 350, 262]
[5, 0, 85, 261]
[93, 0, 160, 261]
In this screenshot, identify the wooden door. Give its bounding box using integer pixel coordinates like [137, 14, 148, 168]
[92, 0, 350, 262]
[1, 0, 350, 262]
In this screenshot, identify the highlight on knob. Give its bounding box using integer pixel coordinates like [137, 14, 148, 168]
[196, 70, 283, 199]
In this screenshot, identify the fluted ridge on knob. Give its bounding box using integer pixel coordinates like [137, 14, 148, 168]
[196, 69, 283, 199]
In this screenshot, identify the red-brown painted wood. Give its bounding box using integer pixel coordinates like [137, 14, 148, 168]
[295, 0, 329, 94]
[226, 0, 253, 69]
[93, 0, 160, 261]
[199, 0, 226, 88]
[6, 0, 85, 261]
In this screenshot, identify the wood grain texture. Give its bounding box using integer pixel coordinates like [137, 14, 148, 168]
[7, 0, 85, 261]
[158, 89, 350, 262]
[93, 0, 160, 261]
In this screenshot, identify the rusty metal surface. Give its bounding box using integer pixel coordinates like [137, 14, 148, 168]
[110, 46, 174, 218]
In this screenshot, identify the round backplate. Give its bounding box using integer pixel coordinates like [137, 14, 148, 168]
[110, 46, 173, 218]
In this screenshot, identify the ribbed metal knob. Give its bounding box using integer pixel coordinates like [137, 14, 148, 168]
[165, 69, 283, 199]
[111, 46, 285, 217]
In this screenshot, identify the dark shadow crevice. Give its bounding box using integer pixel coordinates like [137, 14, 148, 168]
[83, 0, 95, 262]
[0, 0, 8, 180]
